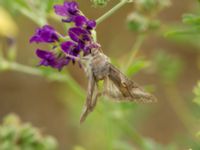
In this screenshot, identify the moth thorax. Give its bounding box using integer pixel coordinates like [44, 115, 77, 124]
[91, 48, 100, 56]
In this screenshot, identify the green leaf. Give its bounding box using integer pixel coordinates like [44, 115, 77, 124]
[197, 131, 200, 138]
[127, 12, 149, 32]
[193, 81, 200, 106]
[165, 4, 200, 36]
[126, 59, 150, 76]
[0, 114, 58, 150]
[182, 14, 200, 25]
[113, 140, 135, 150]
[154, 51, 183, 83]
[46, 0, 56, 13]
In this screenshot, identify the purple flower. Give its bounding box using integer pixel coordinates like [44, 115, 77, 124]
[61, 41, 81, 63]
[61, 41, 78, 53]
[68, 27, 90, 42]
[68, 27, 94, 55]
[74, 15, 96, 30]
[74, 15, 87, 27]
[83, 42, 100, 55]
[54, 1, 79, 22]
[36, 49, 70, 70]
[30, 25, 59, 43]
[30, 1, 99, 70]
[86, 20, 96, 30]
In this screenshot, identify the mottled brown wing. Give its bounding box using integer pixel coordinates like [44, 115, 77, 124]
[103, 63, 157, 103]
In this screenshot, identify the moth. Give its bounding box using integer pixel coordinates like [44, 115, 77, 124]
[66, 46, 157, 123]
[72, 47, 157, 123]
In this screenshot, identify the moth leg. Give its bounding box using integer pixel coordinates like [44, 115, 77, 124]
[90, 88, 102, 111]
[80, 74, 95, 123]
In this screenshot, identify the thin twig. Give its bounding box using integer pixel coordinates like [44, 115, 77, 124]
[96, 0, 131, 25]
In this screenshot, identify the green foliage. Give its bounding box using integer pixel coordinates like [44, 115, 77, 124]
[142, 139, 177, 150]
[135, 0, 171, 13]
[0, 0, 63, 26]
[91, 0, 110, 6]
[197, 131, 200, 138]
[126, 58, 151, 76]
[164, 3, 200, 51]
[127, 12, 160, 32]
[136, 0, 158, 12]
[154, 51, 183, 83]
[166, 1, 200, 37]
[166, 16, 200, 36]
[127, 0, 170, 33]
[193, 81, 200, 106]
[0, 114, 58, 150]
[113, 137, 177, 150]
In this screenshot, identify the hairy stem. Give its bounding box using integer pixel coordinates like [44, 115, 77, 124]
[0, 47, 3, 60]
[96, 0, 131, 25]
[117, 120, 146, 149]
[163, 82, 198, 140]
[101, 99, 147, 149]
[3, 61, 85, 98]
[124, 34, 146, 72]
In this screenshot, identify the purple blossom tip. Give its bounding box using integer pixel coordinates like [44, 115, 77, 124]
[30, 25, 59, 43]
[68, 27, 90, 42]
[86, 20, 96, 30]
[54, 1, 79, 18]
[36, 49, 69, 70]
[36, 49, 56, 66]
[61, 41, 77, 53]
[74, 15, 96, 30]
[74, 15, 87, 27]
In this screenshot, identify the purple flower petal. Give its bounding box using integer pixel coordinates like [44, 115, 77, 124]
[74, 15, 96, 30]
[64, 1, 79, 15]
[62, 17, 74, 23]
[36, 49, 56, 66]
[30, 25, 59, 43]
[61, 41, 77, 53]
[54, 1, 79, 22]
[36, 49, 52, 59]
[74, 15, 87, 27]
[83, 42, 100, 55]
[68, 27, 90, 42]
[86, 20, 96, 30]
[36, 49, 69, 70]
[54, 4, 68, 16]
[55, 58, 70, 71]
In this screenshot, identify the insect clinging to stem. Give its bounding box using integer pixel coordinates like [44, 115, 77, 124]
[66, 43, 157, 123]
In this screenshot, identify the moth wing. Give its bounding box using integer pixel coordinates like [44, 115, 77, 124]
[103, 64, 157, 103]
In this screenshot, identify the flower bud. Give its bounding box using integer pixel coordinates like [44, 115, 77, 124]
[127, 12, 149, 32]
[127, 12, 160, 32]
[135, 0, 171, 13]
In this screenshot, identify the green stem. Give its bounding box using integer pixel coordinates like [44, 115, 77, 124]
[118, 120, 146, 148]
[96, 0, 131, 25]
[9, 62, 42, 75]
[4, 61, 85, 98]
[102, 101, 146, 149]
[0, 47, 3, 60]
[124, 34, 146, 72]
[163, 82, 198, 139]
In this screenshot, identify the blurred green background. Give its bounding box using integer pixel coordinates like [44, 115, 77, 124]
[0, 0, 200, 150]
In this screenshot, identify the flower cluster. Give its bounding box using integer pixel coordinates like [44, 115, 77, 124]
[30, 1, 98, 70]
